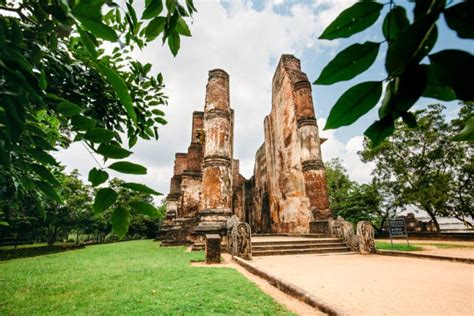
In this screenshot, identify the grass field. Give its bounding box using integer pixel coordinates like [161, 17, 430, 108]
[0, 240, 292, 315]
[375, 241, 422, 251]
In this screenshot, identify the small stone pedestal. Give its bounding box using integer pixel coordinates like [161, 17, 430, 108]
[205, 234, 221, 264]
[309, 220, 333, 237]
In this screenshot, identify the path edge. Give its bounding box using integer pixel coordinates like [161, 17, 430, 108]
[376, 250, 474, 264]
[233, 256, 349, 316]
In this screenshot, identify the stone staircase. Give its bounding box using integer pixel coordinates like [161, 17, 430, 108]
[251, 236, 351, 256]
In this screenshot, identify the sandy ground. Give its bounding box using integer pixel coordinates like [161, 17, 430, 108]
[250, 254, 474, 316]
[191, 254, 325, 316]
[377, 239, 474, 259]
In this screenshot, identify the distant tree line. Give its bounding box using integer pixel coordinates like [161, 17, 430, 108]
[0, 170, 166, 246]
[326, 102, 473, 233]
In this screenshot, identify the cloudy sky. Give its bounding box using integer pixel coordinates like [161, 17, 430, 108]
[57, 0, 470, 197]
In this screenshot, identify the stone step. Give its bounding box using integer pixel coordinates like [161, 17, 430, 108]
[252, 242, 347, 251]
[252, 246, 350, 257]
[252, 238, 341, 246]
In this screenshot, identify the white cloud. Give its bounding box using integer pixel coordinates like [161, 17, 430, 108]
[56, 0, 370, 195]
[318, 118, 374, 183]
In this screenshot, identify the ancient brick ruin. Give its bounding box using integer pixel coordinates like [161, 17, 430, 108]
[160, 55, 333, 243]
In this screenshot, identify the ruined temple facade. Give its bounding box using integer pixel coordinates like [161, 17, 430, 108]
[163, 55, 331, 240]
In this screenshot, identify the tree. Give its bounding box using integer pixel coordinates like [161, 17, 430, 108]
[0, 0, 196, 237]
[315, 0, 473, 146]
[42, 170, 93, 245]
[360, 103, 473, 232]
[325, 158, 381, 225]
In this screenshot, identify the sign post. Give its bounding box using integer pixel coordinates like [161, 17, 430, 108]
[388, 218, 409, 248]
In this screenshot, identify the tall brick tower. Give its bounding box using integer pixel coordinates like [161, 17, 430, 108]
[194, 69, 234, 235]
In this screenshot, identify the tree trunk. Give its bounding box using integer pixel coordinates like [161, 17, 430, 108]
[423, 205, 441, 233]
[378, 214, 388, 232]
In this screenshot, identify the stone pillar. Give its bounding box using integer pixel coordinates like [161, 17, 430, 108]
[293, 68, 331, 221]
[180, 113, 204, 217]
[195, 69, 233, 236]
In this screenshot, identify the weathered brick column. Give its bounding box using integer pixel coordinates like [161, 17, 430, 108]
[180, 112, 204, 217]
[195, 69, 233, 236]
[293, 71, 331, 220]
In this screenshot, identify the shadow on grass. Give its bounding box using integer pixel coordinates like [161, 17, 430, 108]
[0, 244, 85, 261]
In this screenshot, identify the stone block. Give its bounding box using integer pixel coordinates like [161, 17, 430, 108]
[205, 234, 221, 264]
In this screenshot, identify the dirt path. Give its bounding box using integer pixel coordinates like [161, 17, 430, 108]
[250, 253, 474, 316]
[191, 254, 325, 316]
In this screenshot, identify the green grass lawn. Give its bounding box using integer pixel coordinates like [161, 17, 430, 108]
[375, 241, 422, 251]
[0, 240, 293, 315]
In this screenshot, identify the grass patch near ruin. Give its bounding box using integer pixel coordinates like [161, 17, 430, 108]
[0, 240, 293, 315]
[375, 241, 422, 251]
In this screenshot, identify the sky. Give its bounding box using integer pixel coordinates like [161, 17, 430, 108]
[56, 0, 473, 198]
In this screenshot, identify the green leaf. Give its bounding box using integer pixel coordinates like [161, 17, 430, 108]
[77, 27, 98, 59]
[96, 64, 137, 125]
[382, 6, 409, 41]
[30, 164, 60, 186]
[71, 115, 97, 130]
[324, 81, 382, 130]
[422, 64, 456, 101]
[168, 31, 180, 57]
[444, 2, 474, 39]
[453, 117, 474, 142]
[108, 161, 147, 174]
[429, 50, 474, 101]
[364, 116, 395, 147]
[142, 0, 163, 19]
[129, 201, 159, 217]
[88, 168, 109, 187]
[84, 128, 116, 143]
[57, 101, 82, 117]
[155, 117, 168, 125]
[93, 188, 117, 214]
[96, 144, 132, 159]
[379, 64, 427, 118]
[121, 182, 162, 195]
[401, 112, 417, 128]
[319, 2, 383, 40]
[111, 207, 129, 238]
[27, 149, 58, 166]
[31, 136, 56, 151]
[314, 42, 379, 85]
[145, 16, 166, 40]
[34, 180, 62, 203]
[386, 15, 438, 76]
[74, 11, 118, 42]
[175, 17, 191, 36]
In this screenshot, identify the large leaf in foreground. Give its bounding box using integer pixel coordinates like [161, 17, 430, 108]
[88, 168, 109, 187]
[34, 180, 62, 203]
[121, 182, 162, 195]
[97, 64, 137, 125]
[84, 128, 116, 143]
[96, 144, 132, 159]
[320, 2, 383, 40]
[453, 117, 474, 142]
[111, 207, 130, 238]
[386, 15, 438, 76]
[429, 50, 474, 101]
[108, 161, 147, 174]
[93, 188, 117, 214]
[325, 81, 382, 130]
[129, 201, 159, 217]
[364, 116, 395, 147]
[382, 6, 410, 41]
[314, 42, 379, 85]
[444, 2, 474, 39]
